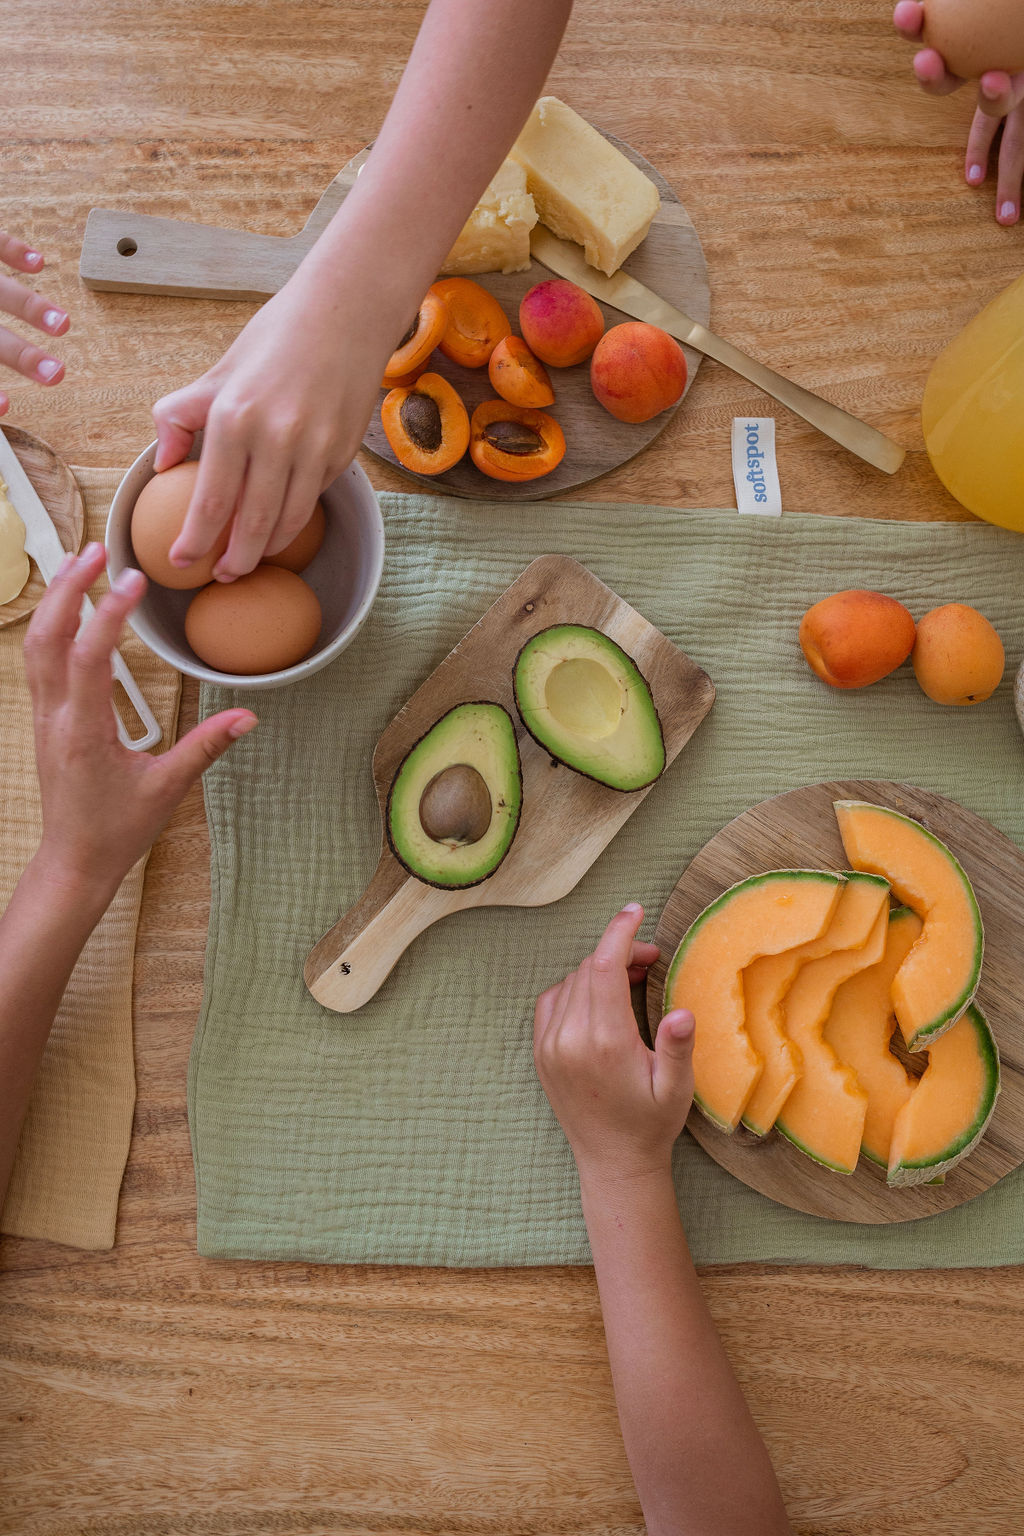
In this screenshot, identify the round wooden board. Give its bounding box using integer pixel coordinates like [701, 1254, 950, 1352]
[0, 424, 85, 627]
[362, 129, 710, 500]
[646, 781, 1024, 1225]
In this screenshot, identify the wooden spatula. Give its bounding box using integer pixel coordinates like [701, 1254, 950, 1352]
[79, 149, 370, 300]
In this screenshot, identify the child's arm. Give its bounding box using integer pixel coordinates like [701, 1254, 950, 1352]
[156, 0, 574, 582]
[894, 1, 1024, 224]
[534, 906, 790, 1536]
[0, 231, 69, 412]
[0, 545, 256, 1201]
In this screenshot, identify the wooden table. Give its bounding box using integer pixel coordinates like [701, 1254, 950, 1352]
[3, 3, 1023, 1531]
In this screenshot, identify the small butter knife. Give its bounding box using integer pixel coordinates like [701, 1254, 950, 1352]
[530, 226, 906, 476]
[0, 429, 161, 751]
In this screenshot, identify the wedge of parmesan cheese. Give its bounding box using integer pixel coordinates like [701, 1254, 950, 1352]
[441, 159, 537, 276]
[510, 96, 660, 276]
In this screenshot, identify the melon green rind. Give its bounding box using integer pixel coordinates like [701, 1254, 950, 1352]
[834, 800, 984, 1049]
[663, 869, 845, 1132]
[887, 1003, 1001, 1187]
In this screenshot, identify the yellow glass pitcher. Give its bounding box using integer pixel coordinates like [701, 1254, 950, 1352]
[923, 273, 1024, 533]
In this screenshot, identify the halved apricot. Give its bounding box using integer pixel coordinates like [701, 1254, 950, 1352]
[430, 278, 512, 368]
[381, 357, 429, 390]
[383, 291, 447, 378]
[469, 400, 566, 483]
[382, 372, 470, 475]
[488, 336, 555, 409]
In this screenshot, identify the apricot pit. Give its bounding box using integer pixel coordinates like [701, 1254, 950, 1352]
[382, 372, 470, 475]
[469, 400, 566, 483]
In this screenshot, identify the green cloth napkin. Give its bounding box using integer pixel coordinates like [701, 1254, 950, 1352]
[191, 496, 1024, 1268]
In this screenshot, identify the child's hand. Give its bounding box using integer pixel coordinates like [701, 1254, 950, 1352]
[533, 903, 696, 1186]
[24, 544, 257, 907]
[0, 233, 69, 413]
[894, 1, 1024, 223]
[151, 271, 392, 582]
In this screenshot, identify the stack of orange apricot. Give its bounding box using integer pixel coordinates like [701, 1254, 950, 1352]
[379, 276, 687, 484]
[799, 589, 1006, 706]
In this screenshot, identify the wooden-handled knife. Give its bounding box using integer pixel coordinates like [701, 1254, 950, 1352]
[530, 226, 906, 476]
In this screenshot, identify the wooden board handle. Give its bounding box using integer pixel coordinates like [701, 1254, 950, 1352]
[305, 860, 462, 1013]
[79, 207, 298, 300]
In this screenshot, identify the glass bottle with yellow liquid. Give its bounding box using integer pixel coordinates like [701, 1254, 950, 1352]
[923, 273, 1024, 533]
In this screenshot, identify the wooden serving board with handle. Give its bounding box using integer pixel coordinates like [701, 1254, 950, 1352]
[647, 780, 1024, 1225]
[305, 555, 715, 1012]
[79, 130, 709, 501]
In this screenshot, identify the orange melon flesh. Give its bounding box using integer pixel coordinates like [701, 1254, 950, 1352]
[664, 871, 845, 1133]
[824, 907, 921, 1167]
[888, 1004, 1000, 1187]
[773, 875, 890, 1173]
[742, 870, 885, 1136]
[834, 801, 983, 1050]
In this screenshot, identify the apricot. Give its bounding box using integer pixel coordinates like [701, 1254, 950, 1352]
[912, 603, 1005, 705]
[590, 322, 687, 423]
[469, 400, 566, 483]
[381, 372, 470, 475]
[488, 335, 555, 409]
[519, 279, 604, 368]
[383, 291, 447, 379]
[381, 357, 429, 390]
[430, 278, 511, 368]
[799, 590, 916, 690]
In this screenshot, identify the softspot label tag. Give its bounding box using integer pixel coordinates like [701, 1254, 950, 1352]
[732, 417, 782, 516]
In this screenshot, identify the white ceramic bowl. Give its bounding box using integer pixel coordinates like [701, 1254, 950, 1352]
[106, 437, 385, 689]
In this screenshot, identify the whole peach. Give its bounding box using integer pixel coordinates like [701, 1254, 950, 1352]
[519, 280, 605, 368]
[590, 322, 687, 424]
[912, 604, 1005, 705]
[799, 590, 916, 689]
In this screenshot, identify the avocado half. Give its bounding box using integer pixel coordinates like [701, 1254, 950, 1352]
[513, 624, 666, 791]
[386, 702, 523, 888]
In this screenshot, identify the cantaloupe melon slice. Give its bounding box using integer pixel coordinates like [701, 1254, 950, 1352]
[834, 800, 983, 1050]
[887, 1003, 1000, 1187]
[773, 875, 890, 1174]
[824, 906, 921, 1168]
[742, 870, 881, 1137]
[664, 870, 846, 1133]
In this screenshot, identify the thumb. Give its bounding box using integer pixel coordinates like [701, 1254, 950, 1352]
[652, 1008, 695, 1107]
[152, 376, 218, 472]
[155, 708, 257, 800]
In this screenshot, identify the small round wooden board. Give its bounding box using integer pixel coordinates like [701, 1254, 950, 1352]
[646, 780, 1024, 1225]
[0, 424, 85, 628]
[362, 130, 710, 501]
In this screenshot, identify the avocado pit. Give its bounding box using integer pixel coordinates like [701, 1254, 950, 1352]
[419, 763, 493, 845]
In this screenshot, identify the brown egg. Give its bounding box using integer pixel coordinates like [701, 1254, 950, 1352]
[923, 0, 1024, 77]
[131, 462, 230, 590]
[184, 565, 322, 675]
[262, 500, 327, 573]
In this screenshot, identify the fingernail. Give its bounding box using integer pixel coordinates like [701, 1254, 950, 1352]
[83, 542, 104, 560]
[982, 79, 1002, 99]
[113, 567, 144, 595]
[622, 902, 643, 915]
[36, 358, 62, 382]
[229, 712, 258, 739]
[967, 163, 984, 184]
[42, 309, 66, 331]
[1001, 201, 1018, 222]
[24, 250, 42, 267]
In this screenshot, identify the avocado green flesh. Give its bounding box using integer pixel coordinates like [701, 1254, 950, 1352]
[387, 703, 522, 888]
[514, 624, 665, 791]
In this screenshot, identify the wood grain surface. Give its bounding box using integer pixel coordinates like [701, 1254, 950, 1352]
[647, 781, 1024, 1223]
[0, 426, 84, 628]
[3, 2, 1024, 1533]
[306, 555, 714, 1010]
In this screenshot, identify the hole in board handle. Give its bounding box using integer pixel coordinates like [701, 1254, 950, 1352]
[116, 237, 138, 257]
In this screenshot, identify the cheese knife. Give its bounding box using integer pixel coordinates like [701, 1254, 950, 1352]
[530, 226, 906, 476]
[0, 430, 162, 751]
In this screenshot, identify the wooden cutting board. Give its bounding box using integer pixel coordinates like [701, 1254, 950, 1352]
[647, 780, 1024, 1225]
[79, 130, 710, 501]
[305, 555, 715, 1013]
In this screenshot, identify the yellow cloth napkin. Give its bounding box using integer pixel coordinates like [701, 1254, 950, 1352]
[0, 467, 181, 1250]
